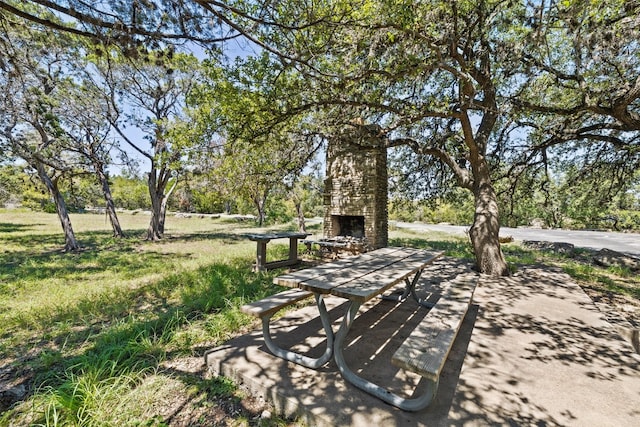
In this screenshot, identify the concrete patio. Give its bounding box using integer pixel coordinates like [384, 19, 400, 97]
[205, 259, 640, 426]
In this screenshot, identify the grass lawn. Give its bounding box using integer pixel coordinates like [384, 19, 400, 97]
[0, 209, 637, 426]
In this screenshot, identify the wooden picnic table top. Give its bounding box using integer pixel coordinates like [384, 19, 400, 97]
[245, 232, 310, 242]
[274, 247, 443, 303]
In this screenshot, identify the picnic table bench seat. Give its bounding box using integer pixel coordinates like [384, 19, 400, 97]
[240, 289, 313, 319]
[389, 273, 478, 409]
[240, 288, 333, 368]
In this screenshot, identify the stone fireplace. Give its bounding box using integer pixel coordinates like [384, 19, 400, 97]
[323, 124, 388, 251]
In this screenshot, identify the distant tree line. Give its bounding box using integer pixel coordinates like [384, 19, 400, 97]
[0, 164, 325, 224]
[2, 162, 637, 232]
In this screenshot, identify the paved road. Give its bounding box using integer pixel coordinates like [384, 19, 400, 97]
[392, 221, 640, 256]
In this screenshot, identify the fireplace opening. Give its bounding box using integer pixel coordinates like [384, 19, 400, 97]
[333, 215, 365, 238]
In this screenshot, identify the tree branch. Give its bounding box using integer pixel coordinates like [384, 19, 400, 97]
[1, 0, 239, 44]
[387, 136, 473, 189]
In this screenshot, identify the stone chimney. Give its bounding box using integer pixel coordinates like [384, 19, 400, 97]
[323, 124, 388, 250]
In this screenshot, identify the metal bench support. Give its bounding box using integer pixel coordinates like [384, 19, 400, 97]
[261, 293, 334, 369]
[332, 300, 439, 411]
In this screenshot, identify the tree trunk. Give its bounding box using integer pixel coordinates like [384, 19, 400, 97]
[253, 192, 267, 227]
[95, 165, 124, 238]
[36, 163, 80, 251]
[295, 200, 307, 233]
[158, 178, 178, 235]
[468, 159, 509, 276]
[159, 195, 168, 236]
[147, 194, 163, 240]
[147, 170, 163, 240]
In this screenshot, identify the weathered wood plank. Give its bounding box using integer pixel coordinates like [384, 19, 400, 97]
[240, 289, 313, 318]
[443, 273, 479, 301]
[245, 232, 310, 242]
[274, 247, 407, 288]
[299, 258, 391, 293]
[391, 298, 469, 380]
[331, 251, 443, 302]
[391, 275, 478, 381]
[262, 258, 299, 270]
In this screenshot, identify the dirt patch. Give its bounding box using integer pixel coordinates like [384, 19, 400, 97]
[0, 358, 32, 413]
[158, 356, 280, 427]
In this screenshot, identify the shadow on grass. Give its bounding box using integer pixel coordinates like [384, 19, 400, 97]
[0, 227, 255, 295]
[0, 225, 247, 253]
[2, 257, 287, 421]
[0, 229, 185, 286]
[0, 227, 148, 252]
[0, 222, 42, 233]
[161, 230, 248, 245]
[0, 231, 69, 250]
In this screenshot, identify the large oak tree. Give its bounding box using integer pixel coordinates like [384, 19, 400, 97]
[228, 1, 519, 275]
[220, 0, 639, 275]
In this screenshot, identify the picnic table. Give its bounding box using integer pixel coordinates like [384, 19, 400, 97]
[245, 232, 310, 272]
[241, 247, 478, 411]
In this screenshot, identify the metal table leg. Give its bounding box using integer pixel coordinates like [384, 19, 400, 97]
[261, 293, 334, 369]
[333, 300, 439, 411]
[380, 269, 435, 308]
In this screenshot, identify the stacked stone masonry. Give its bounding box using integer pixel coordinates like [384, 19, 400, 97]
[323, 124, 388, 250]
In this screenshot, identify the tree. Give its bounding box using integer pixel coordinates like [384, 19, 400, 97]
[0, 14, 81, 251]
[55, 76, 125, 237]
[288, 167, 324, 233]
[209, 136, 315, 226]
[229, 1, 521, 275]
[188, 53, 322, 226]
[222, 0, 639, 276]
[1, 7, 126, 241]
[96, 49, 200, 240]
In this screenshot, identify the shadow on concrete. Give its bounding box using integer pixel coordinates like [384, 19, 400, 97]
[450, 267, 640, 426]
[205, 260, 640, 426]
